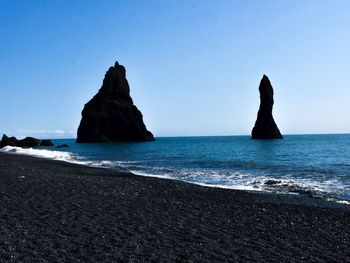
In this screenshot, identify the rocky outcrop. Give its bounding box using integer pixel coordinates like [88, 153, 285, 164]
[252, 75, 283, 139]
[0, 134, 42, 148]
[40, 139, 54, 146]
[76, 61, 154, 143]
[56, 144, 69, 148]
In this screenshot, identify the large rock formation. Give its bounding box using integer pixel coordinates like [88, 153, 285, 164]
[76, 61, 154, 143]
[252, 75, 283, 139]
[0, 134, 53, 148]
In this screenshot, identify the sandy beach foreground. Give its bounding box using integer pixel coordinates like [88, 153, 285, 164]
[0, 153, 349, 262]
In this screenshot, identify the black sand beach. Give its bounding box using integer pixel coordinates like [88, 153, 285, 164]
[0, 152, 349, 262]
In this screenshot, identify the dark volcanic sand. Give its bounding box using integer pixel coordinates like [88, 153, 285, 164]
[0, 153, 349, 262]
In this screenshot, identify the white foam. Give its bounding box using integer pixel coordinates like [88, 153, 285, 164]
[0, 146, 79, 163]
[130, 170, 174, 180]
[196, 182, 259, 191]
[130, 169, 262, 191]
[335, 200, 350, 205]
[129, 170, 255, 191]
[0, 146, 128, 170]
[127, 167, 350, 205]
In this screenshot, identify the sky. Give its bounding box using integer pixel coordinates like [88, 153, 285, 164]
[0, 0, 349, 138]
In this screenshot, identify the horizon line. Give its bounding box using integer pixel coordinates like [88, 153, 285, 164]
[26, 132, 350, 140]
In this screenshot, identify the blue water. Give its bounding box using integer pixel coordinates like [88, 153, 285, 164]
[3, 134, 350, 202]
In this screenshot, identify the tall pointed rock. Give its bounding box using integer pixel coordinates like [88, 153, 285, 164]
[76, 61, 154, 143]
[252, 75, 283, 139]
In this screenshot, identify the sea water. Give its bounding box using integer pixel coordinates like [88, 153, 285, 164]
[2, 134, 350, 203]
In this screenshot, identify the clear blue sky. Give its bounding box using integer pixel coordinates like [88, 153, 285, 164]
[1, 0, 349, 138]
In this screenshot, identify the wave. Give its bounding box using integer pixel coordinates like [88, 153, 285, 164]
[0, 146, 128, 171]
[0, 146, 79, 163]
[126, 166, 350, 204]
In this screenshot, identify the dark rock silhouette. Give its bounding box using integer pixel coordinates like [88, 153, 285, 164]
[56, 144, 69, 148]
[40, 140, 54, 147]
[252, 75, 283, 139]
[0, 134, 41, 148]
[76, 61, 154, 143]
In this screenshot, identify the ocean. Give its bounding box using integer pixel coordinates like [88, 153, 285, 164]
[2, 134, 350, 203]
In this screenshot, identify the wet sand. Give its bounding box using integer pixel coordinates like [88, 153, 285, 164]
[0, 152, 349, 262]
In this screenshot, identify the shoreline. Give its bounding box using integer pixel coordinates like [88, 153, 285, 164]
[0, 152, 349, 261]
[2, 145, 350, 206]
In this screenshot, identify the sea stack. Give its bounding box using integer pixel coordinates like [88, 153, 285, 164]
[76, 61, 154, 143]
[251, 75, 283, 139]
